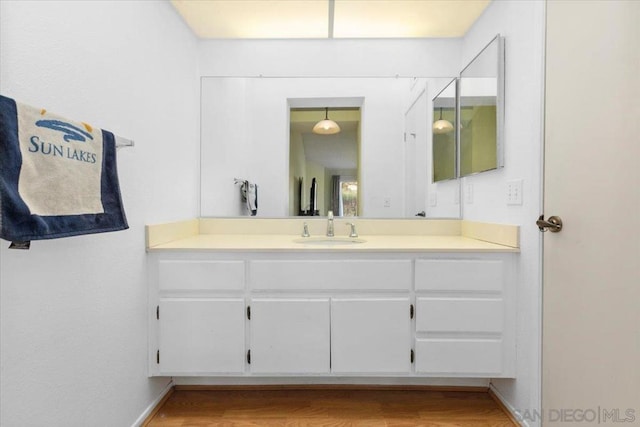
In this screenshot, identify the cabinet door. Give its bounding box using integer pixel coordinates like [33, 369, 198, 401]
[331, 298, 411, 374]
[159, 298, 245, 374]
[250, 298, 330, 374]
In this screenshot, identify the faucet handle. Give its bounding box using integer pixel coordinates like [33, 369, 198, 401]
[301, 222, 310, 238]
[346, 222, 358, 238]
[327, 210, 334, 219]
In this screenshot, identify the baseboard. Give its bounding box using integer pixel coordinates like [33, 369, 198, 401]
[175, 384, 489, 393]
[489, 384, 527, 427]
[173, 376, 490, 387]
[132, 380, 174, 427]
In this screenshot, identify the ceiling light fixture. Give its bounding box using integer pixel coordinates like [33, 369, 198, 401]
[313, 108, 341, 135]
[433, 108, 454, 134]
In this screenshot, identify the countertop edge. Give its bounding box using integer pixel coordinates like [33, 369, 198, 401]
[147, 236, 519, 253]
[147, 247, 520, 253]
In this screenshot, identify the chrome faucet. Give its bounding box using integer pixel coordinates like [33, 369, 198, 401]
[326, 211, 334, 237]
[301, 222, 310, 238]
[346, 222, 358, 238]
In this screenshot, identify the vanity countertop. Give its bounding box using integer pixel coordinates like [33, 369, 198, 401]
[146, 219, 520, 253]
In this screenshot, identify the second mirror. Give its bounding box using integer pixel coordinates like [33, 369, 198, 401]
[432, 78, 457, 183]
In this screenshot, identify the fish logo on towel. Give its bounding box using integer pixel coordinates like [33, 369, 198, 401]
[35, 119, 94, 143]
[28, 118, 98, 164]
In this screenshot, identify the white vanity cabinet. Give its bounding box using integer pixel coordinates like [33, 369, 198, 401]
[148, 252, 515, 379]
[246, 259, 412, 374]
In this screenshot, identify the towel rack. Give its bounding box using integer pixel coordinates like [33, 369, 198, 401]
[115, 135, 135, 149]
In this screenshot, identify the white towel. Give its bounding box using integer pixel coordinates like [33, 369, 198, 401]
[0, 94, 128, 244]
[240, 180, 258, 216]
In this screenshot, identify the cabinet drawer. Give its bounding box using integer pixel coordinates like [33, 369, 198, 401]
[415, 339, 503, 374]
[159, 260, 244, 291]
[250, 260, 411, 291]
[415, 259, 503, 292]
[416, 298, 503, 333]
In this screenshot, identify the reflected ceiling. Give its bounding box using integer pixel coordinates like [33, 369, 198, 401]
[171, 0, 491, 39]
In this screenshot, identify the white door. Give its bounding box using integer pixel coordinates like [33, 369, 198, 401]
[158, 298, 245, 374]
[331, 298, 411, 374]
[543, 1, 640, 425]
[250, 298, 330, 374]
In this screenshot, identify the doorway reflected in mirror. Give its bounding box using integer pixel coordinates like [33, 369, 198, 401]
[289, 108, 360, 217]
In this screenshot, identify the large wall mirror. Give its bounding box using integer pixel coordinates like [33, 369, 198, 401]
[432, 78, 457, 183]
[459, 34, 505, 176]
[200, 76, 462, 219]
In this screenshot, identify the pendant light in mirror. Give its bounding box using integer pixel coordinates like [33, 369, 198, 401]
[433, 107, 454, 134]
[313, 107, 341, 135]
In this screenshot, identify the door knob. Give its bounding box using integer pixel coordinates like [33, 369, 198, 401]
[536, 215, 563, 232]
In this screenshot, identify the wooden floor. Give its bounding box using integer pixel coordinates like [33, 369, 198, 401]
[145, 388, 516, 426]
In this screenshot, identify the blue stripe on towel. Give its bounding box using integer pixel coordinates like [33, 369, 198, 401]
[0, 95, 128, 242]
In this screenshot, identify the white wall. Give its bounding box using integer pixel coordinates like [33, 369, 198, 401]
[198, 39, 461, 77]
[0, 1, 199, 426]
[460, 1, 546, 425]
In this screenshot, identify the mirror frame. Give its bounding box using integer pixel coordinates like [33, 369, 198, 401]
[458, 34, 505, 177]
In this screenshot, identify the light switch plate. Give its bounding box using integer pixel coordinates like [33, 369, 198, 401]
[506, 179, 524, 205]
[429, 193, 437, 207]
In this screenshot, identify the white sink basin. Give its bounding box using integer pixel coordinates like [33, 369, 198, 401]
[294, 237, 366, 245]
